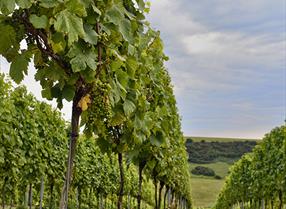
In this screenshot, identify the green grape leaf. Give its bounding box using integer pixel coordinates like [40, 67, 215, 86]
[83, 24, 98, 45]
[123, 99, 136, 116]
[54, 9, 84, 46]
[119, 19, 133, 43]
[67, 43, 97, 72]
[126, 57, 137, 78]
[116, 69, 129, 88]
[9, 51, 31, 84]
[127, 149, 139, 160]
[29, 14, 48, 29]
[66, 0, 87, 17]
[105, 5, 124, 25]
[62, 85, 75, 101]
[16, 0, 32, 8]
[51, 32, 66, 53]
[92, 5, 101, 15]
[41, 88, 52, 100]
[39, 0, 59, 8]
[150, 131, 164, 147]
[136, 0, 145, 11]
[0, 0, 15, 14]
[0, 23, 19, 61]
[110, 59, 123, 71]
[51, 85, 61, 98]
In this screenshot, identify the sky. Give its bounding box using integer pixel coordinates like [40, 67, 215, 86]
[0, 0, 285, 139]
[145, 0, 286, 138]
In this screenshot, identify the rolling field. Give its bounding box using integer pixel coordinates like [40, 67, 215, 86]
[188, 137, 259, 208]
[190, 161, 231, 178]
[191, 177, 225, 209]
[190, 162, 231, 208]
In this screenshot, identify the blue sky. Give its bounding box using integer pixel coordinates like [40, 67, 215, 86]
[146, 0, 285, 138]
[0, 0, 285, 138]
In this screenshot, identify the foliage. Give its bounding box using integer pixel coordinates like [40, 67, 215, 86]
[0, 0, 193, 207]
[0, 73, 68, 207]
[213, 125, 286, 209]
[186, 140, 257, 164]
[191, 166, 215, 177]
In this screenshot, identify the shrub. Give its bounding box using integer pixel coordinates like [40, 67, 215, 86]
[191, 166, 215, 176]
[214, 175, 222, 179]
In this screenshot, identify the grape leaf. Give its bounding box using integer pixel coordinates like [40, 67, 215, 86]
[41, 88, 52, 100]
[0, 0, 15, 15]
[119, 19, 133, 43]
[0, 23, 19, 61]
[105, 5, 124, 25]
[136, 0, 145, 11]
[62, 85, 75, 101]
[150, 131, 164, 147]
[9, 51, 31, 84]
[123, 99, 136, 116]
[116, 69, 129, 88]
[39, 0, 59, 8]
[66, 0, 87, 17]
[83, 24, 98, 45]
[67, 43, 97, 72]
[16, 0, 32, 8]
[29, 14, 48, 29]
[54, 9, 84, 46]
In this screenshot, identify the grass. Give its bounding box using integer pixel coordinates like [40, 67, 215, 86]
[190, 162, 232, 208]
[191, 177, 225, 209]
[190, 161, 231, 178]
[186, 137, 259, 208]
[185, 136, 259, 142]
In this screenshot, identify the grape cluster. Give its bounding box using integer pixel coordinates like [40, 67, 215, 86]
[85, 79, 112, 136]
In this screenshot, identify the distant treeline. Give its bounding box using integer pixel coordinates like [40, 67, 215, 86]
[185, 138, 257, 164]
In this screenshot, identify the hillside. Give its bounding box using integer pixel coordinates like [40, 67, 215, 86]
[186, 137, 258, 164]
[186, 137, 259, 208]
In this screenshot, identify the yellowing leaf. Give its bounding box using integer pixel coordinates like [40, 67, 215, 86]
[77, 94, 91, 111]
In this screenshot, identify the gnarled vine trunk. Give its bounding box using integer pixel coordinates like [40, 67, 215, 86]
[158, 181, 164, 209]
[137, 160, 146, 209]
[28, 183, 32, 209]
[117, 152, 124, 209]
[278, 190, 283, 209]
[39, 177, 44, 209]
[60, 99, 82, 209]
[163, 186, 169, 209]
[154, 179, 158, 209]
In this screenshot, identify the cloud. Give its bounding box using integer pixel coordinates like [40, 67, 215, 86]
[182, 32, 283, 58]
[147, 0, 285, 138]
[0, 0, 284, 138]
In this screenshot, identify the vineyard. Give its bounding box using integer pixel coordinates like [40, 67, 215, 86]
[0, 48, 192, 208]
[0, 73, 192, 209]
[0, 0, 192, 208]
[214, 125, 286, 209]
[0, 1, 285, 209]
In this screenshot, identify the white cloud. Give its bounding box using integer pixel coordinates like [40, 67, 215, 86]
[182, 33, 223, 54]
[148, 0, 285, 138]
[1, 0, 284, 138]
[182, 32, 284, 59]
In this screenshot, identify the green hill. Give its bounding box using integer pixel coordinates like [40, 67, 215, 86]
[186, 137, 258, 164]
[186, 136, 259, 142]
[186, 137, 259, 208]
